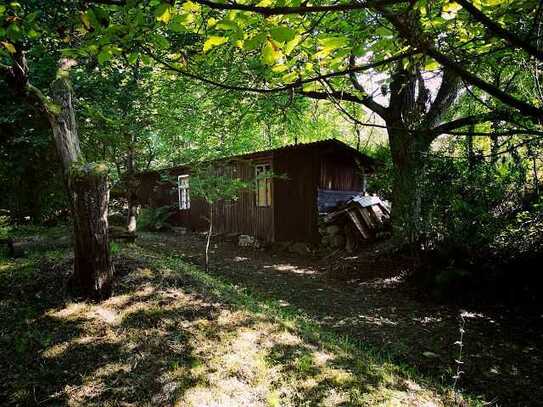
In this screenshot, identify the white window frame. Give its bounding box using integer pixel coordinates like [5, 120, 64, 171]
[255, 163, 272, 207]
[178, 175, 190, 210]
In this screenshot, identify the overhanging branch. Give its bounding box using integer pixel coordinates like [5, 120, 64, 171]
[456, 0, 543, 62]
[148, 49, 414, 95]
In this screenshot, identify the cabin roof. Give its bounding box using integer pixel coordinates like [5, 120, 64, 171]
[138, 138, 376, 177]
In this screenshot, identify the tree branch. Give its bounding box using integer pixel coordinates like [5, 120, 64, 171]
[190, 0, 402, 16]
[380, 9, 543, 123]
[422, 67, 461, 130]
[348, 54, 388, 119]
[149, 49, 414, 95]
[86, 0, 403, 13]
[430, 110, 515, 135]
[455, 0, 543, 62]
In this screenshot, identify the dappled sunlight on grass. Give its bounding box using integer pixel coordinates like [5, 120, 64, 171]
[0, 243, 467, 406]
[263, 263, 318, 275]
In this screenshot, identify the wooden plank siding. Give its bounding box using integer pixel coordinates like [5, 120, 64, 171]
[136, 157, 274, 241]
[209, 155, 274, 241]
[273, 148, 321, 243]
[320, 151, 364, 191]
[135, 139, 376, 244]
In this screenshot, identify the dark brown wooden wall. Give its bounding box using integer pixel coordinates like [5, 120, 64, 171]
[273, 149, 321, 243]
[136, 158, 274, 241]
[320, 152, 364, 191]
[135, 142, 370, 244]
[210, 157, 274, 241]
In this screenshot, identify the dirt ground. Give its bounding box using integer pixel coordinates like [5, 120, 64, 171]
[139, 231, 543, 406]
[1, 238, 455, 407]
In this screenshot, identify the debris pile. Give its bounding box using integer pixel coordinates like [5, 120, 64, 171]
[319, 195, 391, 252]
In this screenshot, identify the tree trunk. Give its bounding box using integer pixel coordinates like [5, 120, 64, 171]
[127, 195, 138, 234]
[388, 128, 430, 246]
[126, 138, 138, 234]
[48, 65, 114, 300]
[205, 205, 213, 272]
[70, 166, 113, 299]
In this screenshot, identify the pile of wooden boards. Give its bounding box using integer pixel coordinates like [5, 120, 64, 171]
[319, 195, 390, 251]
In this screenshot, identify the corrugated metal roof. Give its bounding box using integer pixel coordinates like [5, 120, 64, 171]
[138, 138, 376, 176]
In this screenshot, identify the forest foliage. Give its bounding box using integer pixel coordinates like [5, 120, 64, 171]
[0, 0, 542, 300]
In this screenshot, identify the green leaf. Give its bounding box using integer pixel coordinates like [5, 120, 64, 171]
[319, 36, 348, 50]
[6, 23, 22, 42]
[1, 41, 16, 54]
[281, 71, 298, 83]
[152, 34, 170, 49]
[424, 58, 440, 71]
[97, 49, 112, 65]
[352, 45, 367, 57]
[80, 12, 91, 30]
[203, 36, 228, 52]
[154, 3, 172, 23]
[262, 40, 280, 65]
[244, 32, 266, 51]
[269, 26, 296, 42]
[182, 1, 201, 12]
[284, 35, 301, 55]
[128, 52, 139, 64]
[442, 1, 462, 20]
[271, 64, 288, 73]
[216, 19, 239, 31]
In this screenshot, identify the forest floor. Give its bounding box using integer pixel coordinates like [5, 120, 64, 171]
[138, 231, 543, 407]
[0, 227, 541, 406]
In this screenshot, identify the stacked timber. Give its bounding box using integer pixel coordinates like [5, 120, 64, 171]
[319, 195, 390, 251]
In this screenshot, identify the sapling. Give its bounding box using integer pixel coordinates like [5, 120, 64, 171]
[189, 163, 249, 271]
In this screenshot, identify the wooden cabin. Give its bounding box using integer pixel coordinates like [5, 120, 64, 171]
[135, 139, 376, 243]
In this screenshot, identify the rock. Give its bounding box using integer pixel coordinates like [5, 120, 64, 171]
[239, 235, 260, 247]
[326, 225, 341, 236]
[330, 234, 345, 248]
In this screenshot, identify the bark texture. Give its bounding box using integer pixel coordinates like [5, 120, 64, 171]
[388, 129, 429, 244]
[48, 70, 114, 300]
[70, 168, 113, 299]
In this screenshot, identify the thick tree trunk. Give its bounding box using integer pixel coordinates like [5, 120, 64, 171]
[3, 54, 114, 298]
[48, 65, 114, 299]
[70, 167, 113, 299]
[388, 128, 430, 246]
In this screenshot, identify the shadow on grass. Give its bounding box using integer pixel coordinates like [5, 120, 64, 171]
[1, 244, 456, 406]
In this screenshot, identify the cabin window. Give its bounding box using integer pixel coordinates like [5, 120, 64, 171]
[255, 163, 272, 207]
[178, 175, 190, 210]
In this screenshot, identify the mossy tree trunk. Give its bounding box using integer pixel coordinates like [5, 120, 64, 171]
[46, 61, 114, 299]
[388, 127, 430, 246]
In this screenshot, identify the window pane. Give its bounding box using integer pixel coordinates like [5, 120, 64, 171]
[178, 175, 190, 209]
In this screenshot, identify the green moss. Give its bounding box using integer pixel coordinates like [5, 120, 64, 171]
[69, 161, 109, 179]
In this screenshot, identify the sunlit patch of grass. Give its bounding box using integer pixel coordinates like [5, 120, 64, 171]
[126, 245, 478, 406]
[1, 232, 478, 407]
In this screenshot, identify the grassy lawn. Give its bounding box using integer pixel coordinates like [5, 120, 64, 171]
[0, 235, 475, 406]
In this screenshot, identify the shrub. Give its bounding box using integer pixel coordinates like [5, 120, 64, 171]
[137, 206, 172, 232]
